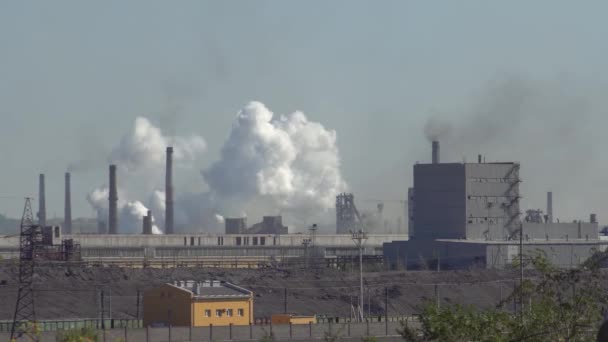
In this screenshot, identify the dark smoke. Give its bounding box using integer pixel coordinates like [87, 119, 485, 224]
[422, 74, 600, 221]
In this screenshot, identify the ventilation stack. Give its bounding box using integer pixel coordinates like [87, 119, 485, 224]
[64, 172, 72, 234]
[109, 164, 118, 234]
[38, 173, 46, 227]
[142, 210, 152, 235]
[546, 191, 553, 223]
[432, 140, 440, 164]
[165, 146, 174, 234]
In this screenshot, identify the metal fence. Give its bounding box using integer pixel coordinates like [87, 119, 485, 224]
[0, 318, 143, 333]
[0, 319, 415, 342]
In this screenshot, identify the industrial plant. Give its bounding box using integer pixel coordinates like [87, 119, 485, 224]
[0, 136, 604, 271]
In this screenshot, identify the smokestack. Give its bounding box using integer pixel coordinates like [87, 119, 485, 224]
[478, 154, 482, 163]
[64, 172, 72, 234]
[165, 146, 174, 234]
[142, 210, 152, 235]
[546, 191, 553, 223]
[432, 140, 440, 164]
[38, 173, 46, 227]
[109, 164, 118, 234]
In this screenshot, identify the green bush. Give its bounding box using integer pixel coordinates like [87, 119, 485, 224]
[57, 327, 98, 342]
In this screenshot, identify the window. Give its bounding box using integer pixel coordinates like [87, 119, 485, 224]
[253, 237, 258, 245]
[216, 309, 222, 317]
[184, 237, 187, 246]
[237, 309, 244, 317]
[236, 237, 242, 246]
[198, 237, 201, 246]
[260, 237, 265, 246]
[204, 310, 211, 317]
[190, 237, 195, 246]
[54, 227, 60, 238]
[227, 309, 233, 317]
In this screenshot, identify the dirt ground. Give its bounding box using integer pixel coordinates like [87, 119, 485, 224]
[0, 263, 529, 320]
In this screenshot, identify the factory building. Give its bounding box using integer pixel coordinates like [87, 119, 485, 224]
[225, 216, 288, 235]
[384, 141, 605, 270]
[143, 280, 253, 327]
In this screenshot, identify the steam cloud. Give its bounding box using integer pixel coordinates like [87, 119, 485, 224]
[204, 101, 345, 217]
[109, 116, 206, 172]
[86, 187, 163, 234]
[87, 101, 346, 233]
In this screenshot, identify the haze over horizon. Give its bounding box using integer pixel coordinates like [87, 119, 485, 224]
[1, 1, 608, 230]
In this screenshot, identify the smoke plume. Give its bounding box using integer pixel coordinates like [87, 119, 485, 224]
[86, 186, 162, 234]
[203, 101, 346, 222]
[109, 116, 206, 172]
[87, 101, 346, 233]
[421, 75, 602, 220]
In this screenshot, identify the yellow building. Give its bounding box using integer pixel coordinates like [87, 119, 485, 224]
[143, 280, 253, 327]
[271, 314, 316, 325]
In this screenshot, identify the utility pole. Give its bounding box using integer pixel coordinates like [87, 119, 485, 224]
[11, 198, 40, 342]
[519, 222, 524, 324]
[352, 230, 368, 322]
[284, 288, 287, 314]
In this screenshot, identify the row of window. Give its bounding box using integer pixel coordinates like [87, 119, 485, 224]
[467, 217, 507, 225]
[236, 236, 272, 246]
[183, 236, 278, 246]
[468, 177, 518, 183]
[203, 308, 245, 317]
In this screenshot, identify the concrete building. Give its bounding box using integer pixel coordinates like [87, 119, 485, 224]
[384, 142, 604, 270]
[0, 232, 406, 265]
[247, 216, 288, 234]
[143, 280, 253, 327]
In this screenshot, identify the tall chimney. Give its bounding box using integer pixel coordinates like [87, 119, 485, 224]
[109, 164, 118, 234]
[546, 191, 553, 223]
[64, 172, 72, 234]
[142, 210, 152, 235]
[38, 173, 46, 227]
[432, 140, 440, 164]
[165, 147, 174, 234]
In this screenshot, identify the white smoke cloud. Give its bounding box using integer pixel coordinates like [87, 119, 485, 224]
[109, 116, 206, 172]
[203, 101, 346, 222]
[86, 186, 162, 234]
[87, 101, 346, 234]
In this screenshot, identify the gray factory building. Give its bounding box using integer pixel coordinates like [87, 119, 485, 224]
[385, 142, 604, 269]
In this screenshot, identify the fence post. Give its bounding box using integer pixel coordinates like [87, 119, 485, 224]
[124, 326, 127, 341]
[210, 324, 213, 341]
[168, 324, 172, 342]
[366, 319, 370, 336]
[289, 322, 292, 339]
[146, 325, 149, 342]
[230, 323, 233, 340]
[249, 322, 253, 339]
[329, 320, 332, 336]
[347, 320, 351, 336]
[309, 321, 312, 337]
[189, 324, 192, 341]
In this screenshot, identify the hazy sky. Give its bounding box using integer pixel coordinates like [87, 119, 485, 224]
[1, 1, 607, 225]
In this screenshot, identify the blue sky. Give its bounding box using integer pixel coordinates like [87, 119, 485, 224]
[1, 1, 607, 223]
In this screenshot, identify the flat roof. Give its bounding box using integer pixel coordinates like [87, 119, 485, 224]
[436, 239, 608, 245]
[170, 280, 251, 299]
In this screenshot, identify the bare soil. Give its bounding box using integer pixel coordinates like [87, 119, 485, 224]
[0, 263, 528, 320]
